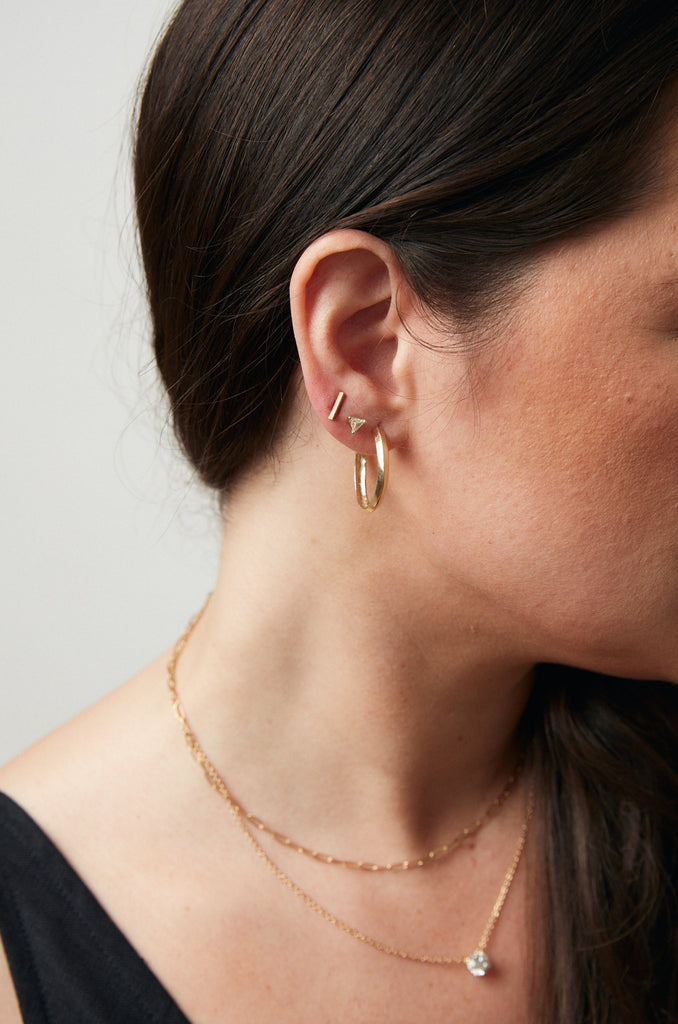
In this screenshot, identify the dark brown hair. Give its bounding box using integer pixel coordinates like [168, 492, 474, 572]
[135, 2, 678, 1019]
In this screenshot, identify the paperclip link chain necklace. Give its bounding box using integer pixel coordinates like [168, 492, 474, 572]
[168, 608, 534, 978]
[168, 606, 522, 872]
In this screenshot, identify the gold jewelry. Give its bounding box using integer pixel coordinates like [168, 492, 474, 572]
[355, 426, 388, 511]
[168, 618, 520, 871]
[236, 789, 533, 977]
[328, 392, 345, 421]
[168, 608, 533, 976]
[168, 606, 521, 874]
[226, 767, 519, 872]
[348, 415, 366, 434]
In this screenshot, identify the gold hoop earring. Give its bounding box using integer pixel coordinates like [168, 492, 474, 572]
[354, 427, 389, 511]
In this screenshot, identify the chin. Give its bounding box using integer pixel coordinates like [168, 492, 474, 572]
[561, 644, 678, 686]
[538, 616, 678, 685]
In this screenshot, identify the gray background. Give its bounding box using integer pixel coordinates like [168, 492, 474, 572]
[1, 2, 219, 761]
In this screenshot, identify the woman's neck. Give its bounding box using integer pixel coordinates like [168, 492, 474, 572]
[174, 458, 535, 860]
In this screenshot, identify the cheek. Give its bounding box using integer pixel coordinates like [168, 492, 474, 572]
[512, 385, 672, 527]
[474, 311, 677, 538]
[438, 350, 678, 673]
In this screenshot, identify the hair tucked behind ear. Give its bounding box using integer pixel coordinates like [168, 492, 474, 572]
[134, 3, 678, 1017]
[135, 0, 678, 492]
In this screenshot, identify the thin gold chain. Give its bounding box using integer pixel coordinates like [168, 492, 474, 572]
[168, 607, 534, 971]
[241, 775, 520, 871]
[167, 605, 522, 872]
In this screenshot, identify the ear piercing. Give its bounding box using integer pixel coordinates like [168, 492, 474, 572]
[328, 392, 346, 421]
[329, 393, 367, 434]
[328, 393, 388, 511]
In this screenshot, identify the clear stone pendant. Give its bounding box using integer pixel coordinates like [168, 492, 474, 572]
[465, 950, 490, 977]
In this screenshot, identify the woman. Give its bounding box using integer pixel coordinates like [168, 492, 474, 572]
[1, 0, 678, 1020]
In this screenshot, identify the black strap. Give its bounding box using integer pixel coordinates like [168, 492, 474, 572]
[0, 793, 190, 1024]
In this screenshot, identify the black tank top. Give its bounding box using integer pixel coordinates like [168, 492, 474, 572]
[0, 793, 190, 1023]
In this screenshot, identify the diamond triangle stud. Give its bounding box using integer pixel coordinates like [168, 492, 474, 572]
[348, 416, 366, 434]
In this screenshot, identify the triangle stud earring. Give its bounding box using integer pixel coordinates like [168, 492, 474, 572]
[348, 416, 366, 434]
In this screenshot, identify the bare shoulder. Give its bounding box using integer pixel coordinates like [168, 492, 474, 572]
[0, 650, 222, 1023]
[0, 671, 163, 1024]
[0, 650, 179, 858]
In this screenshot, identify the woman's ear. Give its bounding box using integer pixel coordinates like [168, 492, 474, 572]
[289, 229, 416, 451]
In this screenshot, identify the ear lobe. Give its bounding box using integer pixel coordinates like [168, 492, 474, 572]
[290, 229, 414, 450]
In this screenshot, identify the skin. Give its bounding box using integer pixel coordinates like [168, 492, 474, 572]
[1, 116, 677, 1024]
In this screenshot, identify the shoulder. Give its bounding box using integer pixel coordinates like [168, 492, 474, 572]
[0, 653, 172, 838]
[0, 654, 189, 1024]
[0, 650, 195, 939]
[0, 784, 192, 1024]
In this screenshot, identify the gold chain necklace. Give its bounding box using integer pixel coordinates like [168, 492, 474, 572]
[168, 606, 522, 872]
[168, 608, 534, 977]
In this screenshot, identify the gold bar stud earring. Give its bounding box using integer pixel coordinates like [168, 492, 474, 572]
[328, 392, 346, 421]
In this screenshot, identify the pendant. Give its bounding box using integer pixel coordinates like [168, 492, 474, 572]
[465, 950, 490, 977]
